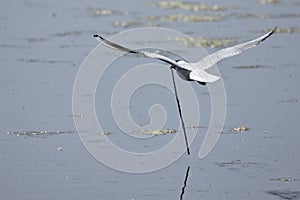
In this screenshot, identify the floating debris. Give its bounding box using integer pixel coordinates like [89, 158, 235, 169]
[28, 37, 47, 43]
[157, 1, 226, 11]
[133, 129, 177, 135]
[17, 58, 73, 64]
[0, 44, 21, 48]
[269, 177, 298, 182]
[145, 13, 224, 24]
[10, 130, 77, 137]
[169, 36, 235, 48]
[233, 65, 270, 69]
[145, 22, 160, 27]
[229, 12, 300, 20]
[53, 30, 82, 37]
[97, 132, 112, 136]
[278, 98, 298, 104]
[267, 190, 300, 200]
[17, 58, 40, 63]
[262, 14, 300, 19]
[69, 114, 85, 119]
[186, 125, 203, 129]
[233, 126, 250, 132]
[144, 15, 158, 21]
[113, 21, 139, 28]
[87, 8, 114, 16]
[161, 14, 223, 22]
[258, 0, 280, 4]
[26, 30, 85, 44]
[264, 27, 300, 34]
[216, 160, 262, 167]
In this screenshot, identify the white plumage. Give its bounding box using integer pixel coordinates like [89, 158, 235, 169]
[94, 27, 276, 85]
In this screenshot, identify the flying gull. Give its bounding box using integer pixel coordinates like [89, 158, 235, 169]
[93, 27, 277, 85]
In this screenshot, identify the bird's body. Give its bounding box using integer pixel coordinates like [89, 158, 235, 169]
[93, 27, 276, 85]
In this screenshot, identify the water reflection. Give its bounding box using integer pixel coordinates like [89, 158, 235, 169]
[180, 166, 190, 200]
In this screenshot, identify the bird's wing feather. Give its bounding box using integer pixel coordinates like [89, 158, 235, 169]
[94, 34, 179, 67]
[142, 51, 179, 66]
[93, 34, 138, 53]
[94, 34, 221, 83]
[189, 69, 220, 83]
[177, 60, 220, 83]
[191, 26, 277, 70]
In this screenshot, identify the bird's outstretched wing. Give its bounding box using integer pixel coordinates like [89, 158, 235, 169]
[94, 34, 222, 83]
[191, 26, 277, 70]
[94, 34, 220, 83]
[93, 34, 138, 53]
[93, 34, 179, 67]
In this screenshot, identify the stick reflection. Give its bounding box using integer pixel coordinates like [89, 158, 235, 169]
[180, 166, 190, 200]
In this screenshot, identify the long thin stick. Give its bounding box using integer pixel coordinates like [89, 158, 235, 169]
[170, 68, 190, 155]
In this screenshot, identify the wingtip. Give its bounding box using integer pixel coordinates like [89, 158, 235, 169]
[261, 26, 277, 43]
[93, 34, 105, 41]
[272, 26, 278, 34]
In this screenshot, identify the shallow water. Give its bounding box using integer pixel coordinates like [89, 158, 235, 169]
[1, 0, 300, 199]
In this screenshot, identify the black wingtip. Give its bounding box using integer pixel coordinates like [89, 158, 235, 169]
[93, 34, 105, 40]
[260, 26, 277, 43]
[266, 26, 277, 39]
[271, 26, 278, 34]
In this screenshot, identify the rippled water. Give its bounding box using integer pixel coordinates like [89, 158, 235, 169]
[1, 0, 299, 199]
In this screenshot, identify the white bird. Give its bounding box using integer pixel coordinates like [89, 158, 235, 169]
[94, 27, 276, 85]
